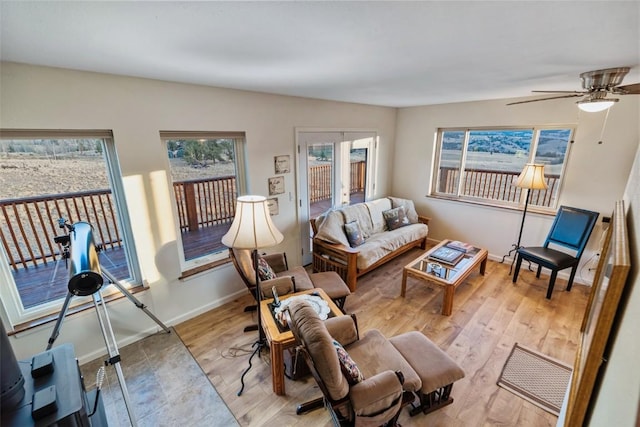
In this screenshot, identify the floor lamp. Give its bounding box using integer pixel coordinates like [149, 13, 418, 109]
[501, 163, 548, 274]
[221, 195, 284, 396]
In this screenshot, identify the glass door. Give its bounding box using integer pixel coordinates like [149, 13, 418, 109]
[297, 131, 376, 265]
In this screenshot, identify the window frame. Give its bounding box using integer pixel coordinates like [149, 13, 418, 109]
[431, 125, 574, 212]
[0, 129, 140, 327]
[160, 131, 247, 272]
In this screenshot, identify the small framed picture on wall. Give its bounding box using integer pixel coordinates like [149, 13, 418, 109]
[268, 176, 285, 196]
[267, 197, 279, 216]
[274, 155, 291, 174]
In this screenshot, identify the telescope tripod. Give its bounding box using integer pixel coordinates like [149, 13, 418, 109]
[46, 267, 170, 427]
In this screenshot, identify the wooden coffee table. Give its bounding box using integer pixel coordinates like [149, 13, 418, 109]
[401, 240, 488, 315]
[260, 288, 342, 395]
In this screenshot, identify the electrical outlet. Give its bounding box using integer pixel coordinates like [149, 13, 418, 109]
[602, 216, 611, 223]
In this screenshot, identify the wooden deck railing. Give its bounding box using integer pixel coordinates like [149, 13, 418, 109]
[2, 163, 360, 270]
[1, 164, 556, 271]
[309, 161, 366, 203]
[438, 167, 560, 207]
[0, 190, 122, 271]
[172, 175, 237, 231]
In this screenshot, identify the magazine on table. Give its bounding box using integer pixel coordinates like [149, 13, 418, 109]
[429, 246, 465, 266]
[445, 240, 475, 253]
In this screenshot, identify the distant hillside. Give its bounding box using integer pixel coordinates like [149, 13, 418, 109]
[442, 129, 570, 158]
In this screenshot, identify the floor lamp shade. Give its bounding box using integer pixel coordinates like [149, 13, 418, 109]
[514, 163, 548, 190]
[221, 195, 283, 249]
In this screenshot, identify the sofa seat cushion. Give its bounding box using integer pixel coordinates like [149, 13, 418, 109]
[277, 266, 314, 291]
[355, 223, 428, 270]
[347, 329, 421, 393]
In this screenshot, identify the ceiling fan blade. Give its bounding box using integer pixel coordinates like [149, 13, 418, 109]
[507, 94, 584, 106]
[532, 90, 586, 94]
[617, 83, 640, 94]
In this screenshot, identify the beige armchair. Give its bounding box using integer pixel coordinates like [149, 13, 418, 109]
[229, 248, 350, 309]
[287, 299, 414, 426]
[287, 299, 465, 425]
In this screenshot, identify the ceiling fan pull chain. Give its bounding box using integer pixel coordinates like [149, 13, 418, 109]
[597, 108, 611, 144]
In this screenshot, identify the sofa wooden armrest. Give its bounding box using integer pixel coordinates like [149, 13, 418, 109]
[311, 239, 359, 292]
[418, 215, 431, 225]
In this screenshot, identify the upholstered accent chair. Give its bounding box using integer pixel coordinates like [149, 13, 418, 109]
[287, 299, 465, 426]
[512, 205, 599, 299]
[229, 248, 351, 309]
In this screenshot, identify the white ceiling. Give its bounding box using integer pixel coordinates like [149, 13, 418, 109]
[1, 1, 639, 108]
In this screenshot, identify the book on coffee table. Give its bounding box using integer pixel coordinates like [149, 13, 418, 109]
[429, 246, 465, 266]
[445, 240, 475, 253]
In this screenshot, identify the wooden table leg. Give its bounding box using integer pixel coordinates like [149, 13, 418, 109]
[401, 268, 408, 297]
[271, 340, 286, 395]
[442, 286, 454, 316]
[480, 255, 488, 275]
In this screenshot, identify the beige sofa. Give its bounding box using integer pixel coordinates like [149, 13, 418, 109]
[311, 197, 429, 291]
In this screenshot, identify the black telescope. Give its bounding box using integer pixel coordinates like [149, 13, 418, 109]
[67, 222, 103, 296]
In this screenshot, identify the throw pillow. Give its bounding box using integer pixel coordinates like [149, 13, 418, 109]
[344, 220, 365, 247]
[257, 257, 277, 281]
[382, 206, 410, 230]
[332, 340, 364, 385]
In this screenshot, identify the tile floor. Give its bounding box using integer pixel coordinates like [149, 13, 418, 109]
[80, 328, 238, 427]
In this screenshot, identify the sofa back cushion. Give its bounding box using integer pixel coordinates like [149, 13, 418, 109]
[388, 197, 419, 224]
[314, 210, 350, 246]
[287, 299, 349, 401]
[382, 206, 411, 230]
[365, 198, 392, 234]
[341, 203, 374, 238]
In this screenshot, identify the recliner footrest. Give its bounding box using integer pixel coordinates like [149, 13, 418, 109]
[309, 271, 351, 307]
[389, 331, 465, 416]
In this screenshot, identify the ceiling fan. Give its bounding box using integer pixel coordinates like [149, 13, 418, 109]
[508, 66, 640, 112]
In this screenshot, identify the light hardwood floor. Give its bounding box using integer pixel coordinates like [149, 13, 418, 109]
[175, 247, 590, 427]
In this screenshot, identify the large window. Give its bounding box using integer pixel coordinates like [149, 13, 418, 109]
[161, 132, 246, 267]
[0, 130, 139, 325]
[432, 127, 573, 210]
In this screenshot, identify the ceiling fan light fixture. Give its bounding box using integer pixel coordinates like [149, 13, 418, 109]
[577, 98, 618, 112]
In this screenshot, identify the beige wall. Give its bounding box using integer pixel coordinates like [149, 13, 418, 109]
[393, 96, 639, 281]
[2, 64, 638, 425]
[393, 89, 640, 427]
[589, 144, 640, 426]
[0, 62, 397, 360]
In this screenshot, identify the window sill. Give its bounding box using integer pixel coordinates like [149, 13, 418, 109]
[8, 284, 149, 336]
[179, 257, 231, 280]
[426, 194, 556, 216]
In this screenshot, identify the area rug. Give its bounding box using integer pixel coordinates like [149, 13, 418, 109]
[80, 328, 238, 426]
[497, 343, 572, 416]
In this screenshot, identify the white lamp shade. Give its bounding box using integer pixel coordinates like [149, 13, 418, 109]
[515, 163, 548, 190]
[221, 195, 284, 249]
[577, 98, 618, 113]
